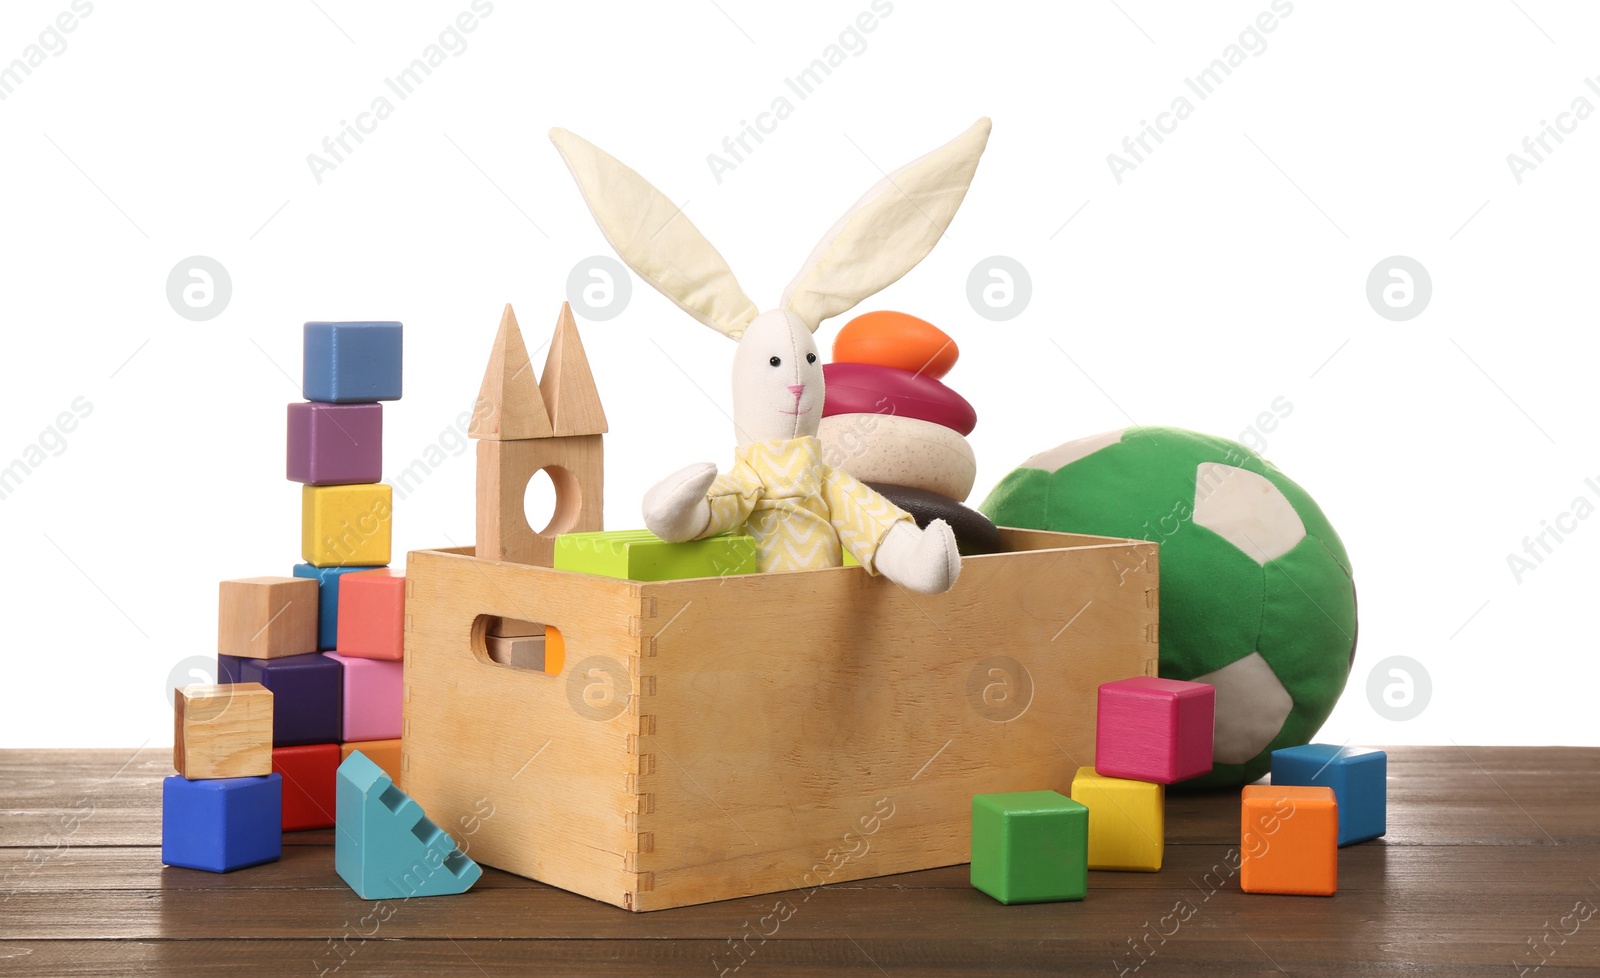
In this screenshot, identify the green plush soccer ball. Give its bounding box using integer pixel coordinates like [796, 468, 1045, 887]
[980, 427, 1356, 787]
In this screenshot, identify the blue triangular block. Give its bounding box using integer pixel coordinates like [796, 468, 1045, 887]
[335, 750, 481, 899]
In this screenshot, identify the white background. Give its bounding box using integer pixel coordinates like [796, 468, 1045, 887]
[1, 0, 1594, 749]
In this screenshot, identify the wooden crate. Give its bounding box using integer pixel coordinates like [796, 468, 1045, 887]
[401, 527, 1158, 911]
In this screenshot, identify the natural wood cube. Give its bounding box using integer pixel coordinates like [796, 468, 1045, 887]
[218, 576, 319, 658]
[174, 683, 274, 780]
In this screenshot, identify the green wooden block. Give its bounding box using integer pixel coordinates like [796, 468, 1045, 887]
[553, 529, 758, 582]
[970, 790, 1088, 904]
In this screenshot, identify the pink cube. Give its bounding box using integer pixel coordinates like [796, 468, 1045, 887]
[1095, 677, 1215, 784]
[323, 652, 402, 741]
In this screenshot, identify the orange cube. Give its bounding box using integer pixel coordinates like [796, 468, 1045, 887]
[1239, 785, 1338, 896]
[335, 569, 405, 660]
[341, 739, 402, 787]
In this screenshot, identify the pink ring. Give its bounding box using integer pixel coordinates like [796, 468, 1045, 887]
[822, 362, 977, 435]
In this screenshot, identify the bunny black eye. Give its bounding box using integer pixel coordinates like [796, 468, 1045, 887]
[806, 353, 817, 364]
[769, 356, 781, 367]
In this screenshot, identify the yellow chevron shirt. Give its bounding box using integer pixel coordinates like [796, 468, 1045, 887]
[701, 437, 914, 574]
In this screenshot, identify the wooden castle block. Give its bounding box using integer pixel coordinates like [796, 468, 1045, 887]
[476, 435, 603, 566]
[217, 577, 319, 659]
[471, 302, 606, 566]
[540, 302, 608, 436]
[173, 683, 274, 780]
[469, 304, 552, 440]
[485, 633, 546, 671]
[487, 616, 542, 637]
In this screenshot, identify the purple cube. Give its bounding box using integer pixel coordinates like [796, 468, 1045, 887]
[218, 652, 343, 746]
[286, 402, 383, 486]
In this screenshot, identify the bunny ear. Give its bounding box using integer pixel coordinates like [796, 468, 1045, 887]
[781, 117, 992, 332]
[550, 128, 760, 340]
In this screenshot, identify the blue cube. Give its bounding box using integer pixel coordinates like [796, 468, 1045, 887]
[1270, 744, 1387, 846]
[303, 321, 403, 403]
[161, 774, 282, 873]
[218, 652, 344, 746]
[293, 563, 384, 650]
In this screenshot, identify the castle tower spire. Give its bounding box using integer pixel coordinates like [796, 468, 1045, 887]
[472, 303, 605, 567]
[539, 302, 608, 437]
[469, 304, 553, 440]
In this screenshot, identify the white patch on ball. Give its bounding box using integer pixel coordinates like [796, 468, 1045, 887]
[1192, 463, 1306, 566]
[1193, 651, 1294, 765]
[1023, 428, 1126, 473]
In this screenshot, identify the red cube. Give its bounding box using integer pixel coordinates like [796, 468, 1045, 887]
[1094, 677, 1215, 784]
[335, 569, 405, 660]
[271, 743, 340, 831]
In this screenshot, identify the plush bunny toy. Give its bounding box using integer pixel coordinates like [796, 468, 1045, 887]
[550, 118, 991, 595]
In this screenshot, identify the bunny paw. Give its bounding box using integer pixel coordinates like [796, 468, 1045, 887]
[642, 462, 718, 542]
[875, 518, 961, 595]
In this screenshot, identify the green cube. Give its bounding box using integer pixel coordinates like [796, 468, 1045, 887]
[970, 790, 1088, 904]
[553, 529, 757, 582]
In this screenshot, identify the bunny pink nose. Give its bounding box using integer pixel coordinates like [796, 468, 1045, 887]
[787, 385, 805, 398]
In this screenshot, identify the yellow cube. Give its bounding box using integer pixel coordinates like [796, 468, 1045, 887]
[1070, 766, 1164, 872]
[301, 484, 392, 567]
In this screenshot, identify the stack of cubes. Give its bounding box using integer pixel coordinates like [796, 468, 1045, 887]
[969, 676, 1217, 904]
[290, 322, 404, 788]
[163, 683, 283, 872]
[818, 311, 1000, 554]
[1077, 677, 1217, 873]
[214, 322, 404, 836]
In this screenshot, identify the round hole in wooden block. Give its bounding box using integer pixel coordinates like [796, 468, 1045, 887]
[522, 468, 558, 535]
[524, 465, 582, 538]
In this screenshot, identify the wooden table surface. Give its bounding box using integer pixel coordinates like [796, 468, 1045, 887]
[2, 746, 1596, 976]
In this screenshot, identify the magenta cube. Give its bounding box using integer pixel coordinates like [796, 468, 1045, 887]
[322, 652, 402, 741]
[286, 402, 383, 486]
[1095, 677, 1215, 784]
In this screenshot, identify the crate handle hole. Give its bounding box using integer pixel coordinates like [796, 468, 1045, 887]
[472, 615, 565, 676]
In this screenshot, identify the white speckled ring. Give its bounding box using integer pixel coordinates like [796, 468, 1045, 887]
[819, 413, 977, 502]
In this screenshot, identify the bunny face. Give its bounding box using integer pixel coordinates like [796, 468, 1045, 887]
[550, 118, 990, 444]
[731, 309, 826, 446]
